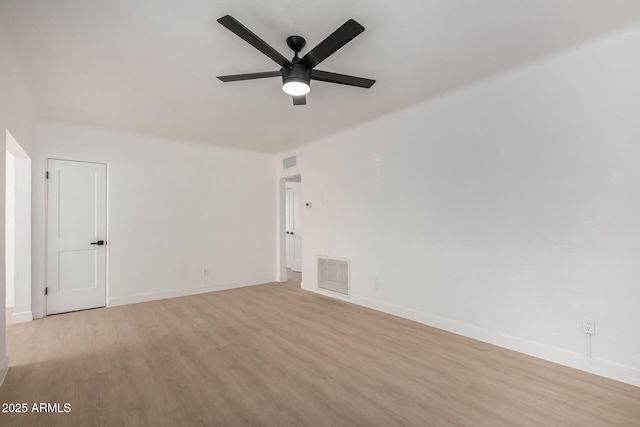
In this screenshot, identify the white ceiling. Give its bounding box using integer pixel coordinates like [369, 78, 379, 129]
[2, 0, 640, 153]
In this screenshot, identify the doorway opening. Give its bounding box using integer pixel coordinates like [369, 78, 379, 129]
[5, 129, 32, 324]
[279, 175, 302, 286]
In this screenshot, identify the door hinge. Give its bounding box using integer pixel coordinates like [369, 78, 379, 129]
[45, 287, 48, 295]
[45, 171, 49, 179]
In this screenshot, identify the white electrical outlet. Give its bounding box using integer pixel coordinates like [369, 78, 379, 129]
[203, 268, 209, 277]
[374, 279, 380, 290]
[582, 318, 595, 335]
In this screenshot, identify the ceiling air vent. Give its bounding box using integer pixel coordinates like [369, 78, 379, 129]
[317, 257, 350, 296]
[283, 155, 297, 169]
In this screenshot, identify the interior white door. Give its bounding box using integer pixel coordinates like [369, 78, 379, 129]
[285, 189, 293, 269]
[47, 159, 107, 315]
[290, 186, 302, 272]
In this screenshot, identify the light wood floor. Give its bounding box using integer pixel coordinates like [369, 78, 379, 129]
[5, 307, 13, 326]
[1, 278, 639, 426]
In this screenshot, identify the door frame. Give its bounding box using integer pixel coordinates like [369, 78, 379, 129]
[5, 129, 32, 323]
[286, 181, 302, 272]
[278, 174, 302, 283]
[44, 157, 110, 317]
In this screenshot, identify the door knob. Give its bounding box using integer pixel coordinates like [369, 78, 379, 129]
[90, 240, 105, 246]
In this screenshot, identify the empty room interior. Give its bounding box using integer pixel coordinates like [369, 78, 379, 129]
[1, 1, 640, 425]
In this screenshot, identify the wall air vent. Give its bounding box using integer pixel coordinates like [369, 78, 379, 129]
[283, 155, 297, 169]
[317, 257, 350, 296]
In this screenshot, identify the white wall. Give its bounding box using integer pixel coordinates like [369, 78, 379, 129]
[0, 25, 35, 386]
[32, 122, 277, 318]
[5, 151, 15, 308]
[278, 26, 640, 386]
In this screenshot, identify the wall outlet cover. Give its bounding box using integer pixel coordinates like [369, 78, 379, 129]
[582, 318, 595, 335]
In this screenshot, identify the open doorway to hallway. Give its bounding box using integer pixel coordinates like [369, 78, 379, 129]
[5, 129, 32, 325]
[279, 175, 303, 286]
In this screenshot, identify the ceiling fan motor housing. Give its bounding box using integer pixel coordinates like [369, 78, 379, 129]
[282, 62, 311, 86]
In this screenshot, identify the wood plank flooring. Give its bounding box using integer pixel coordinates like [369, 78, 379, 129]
[1, 279, 639, 426]
[4, 307, 13, 327]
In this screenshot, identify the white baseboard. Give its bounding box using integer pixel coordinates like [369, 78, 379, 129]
[11, 310, 33, 324]
[0, 354, 8, 388]
[589, 358, 640, 387]
[108, 277, 276, 307]
[306, 287, 640, 388]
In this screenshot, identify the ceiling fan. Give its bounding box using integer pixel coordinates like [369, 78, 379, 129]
[216, 15, 376, 105]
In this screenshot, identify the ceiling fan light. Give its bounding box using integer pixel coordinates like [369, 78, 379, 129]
[282, 79, 310, 96]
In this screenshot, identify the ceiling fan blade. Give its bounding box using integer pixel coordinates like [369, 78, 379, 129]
[293, 95, 306, 106]
[217, 15, 291, 67]
[311, 70, 375, 88]
[217, 71, 282, 82]
[300, 19, 364, 69]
